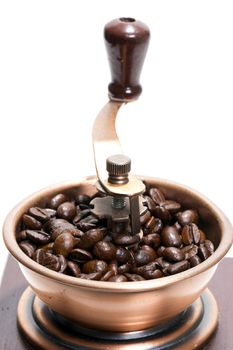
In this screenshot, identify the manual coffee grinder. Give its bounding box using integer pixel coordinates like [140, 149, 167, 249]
[3, 17, 233, 350]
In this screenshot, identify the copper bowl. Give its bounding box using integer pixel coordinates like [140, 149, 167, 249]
[3, 176, 233, 332]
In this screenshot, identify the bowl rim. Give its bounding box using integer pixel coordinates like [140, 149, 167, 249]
[3, 176, 233, 292]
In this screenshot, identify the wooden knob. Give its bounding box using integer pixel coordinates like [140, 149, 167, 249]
[104, 17, 150, 102]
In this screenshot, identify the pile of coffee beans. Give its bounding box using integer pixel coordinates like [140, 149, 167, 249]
[17, 187, 215, 282]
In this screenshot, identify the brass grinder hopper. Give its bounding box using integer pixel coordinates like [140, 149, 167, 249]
[91, 18, 150, 237]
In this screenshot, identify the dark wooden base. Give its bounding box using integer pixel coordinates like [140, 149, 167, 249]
[1, 257, 233, 349]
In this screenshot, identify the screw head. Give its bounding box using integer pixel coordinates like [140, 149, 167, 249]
[106, 154, 131, 184]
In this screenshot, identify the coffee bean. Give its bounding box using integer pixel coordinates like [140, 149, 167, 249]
[66, 261, 81, 277]
[149, 188, 165, 205]
[144, 195, 157, 212]
[33, 249, 60, 271]
[44, 218, 81, 240]
[69, 248, 93, 262]
[40, 242, 54, 253]
[167, 260, 190, 275]
[83, 260, 108, 274]
[49, 193, 67, 209]
[26, 230, 51, 245]
[108, 260, 118, 275]
[79, 272, 102, 280]
[177, 210, 199, 226]
[58, 255, 67, 273]
[161, 226, 182, 247]
[173, 221, 182, 232]
[199, 229, 207, 241]
[93, 241, 116, 260]
[77, 228, 104, 249]
[142, 233, 161, 248]
[112, 233, 140, 246]
[76, 216, 97, 231]
[198, 240, 214, 260]
[140, 210, 151, 225]
[181, 244, 198, 260]
[154, 206, 171, 223]
[124, 273, 145, 281]
[116, 247, 131, 264]
[101, 270, 115, 281]
[108, 275, 128, 282]
[143, 269, 163, 280]
[57, 202, 76, 221]
[182, 224, 200, 245]
[28, 207, 51, 223]
[163, 247, 185, 262]
[155, 257, 171, 271]
[19, 240, 37, 258]
[162, 200, 181, 214]
[75, 194, 91, 205]
[189, 255, 202, 267]
[118, 263, 131, 274]
[53, 232, 75, 257]
[157, 246, 166, 257]
[134, 246, 156, 266]
[132, 261, 157, 275]
[22, 214, 42, 230]
[17, 230, 27, 241]
[73, 208, 91, 225]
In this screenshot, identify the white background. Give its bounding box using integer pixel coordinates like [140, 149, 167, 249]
[0, 0, 233, 282]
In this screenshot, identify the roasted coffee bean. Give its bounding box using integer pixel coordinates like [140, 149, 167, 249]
[57, 202, 76, 221]
[157, 246, 166, 257]
[154, 206, 171, 223]
[33, 249, 60, 271]
[152, 218, 163, 233]
[124, 273, 145, 281]
[76, 216, 97, 231]
[58, 255, 67, 273]
[198, 240, 214, 260]
[108, 274, 128, 282]
[199, 229, 207, 241]
[108, 260, 118, 275]
[69, 248, 93, 262]
[116, 247, 131, 264]
[182, 224, 200, 245]
[140, 210, 151, 225]
[73, 208, 91, 224]
[83, 260, 108, 274]
[144, 195, 157, 212]
[75, 194, 91, 205]
[142, 233, 161, 248]
[132, 261, 157, 275]
[176, 210, 199, 226]
[17, 230, 27, 241]
[155, 257, 171, 270]
[118, 263, 131, 274]
[44, 218, 81, 240]
[66, 261, 81, 277]
[49, 193, 67, 209]
[173, 221, 182, 232]
[112, 233, 140, 246]
[28, 207, 51, 223]
[145, 216, 157, 231]
[53, 232, 75, 257]
[162, 247, 185, 262]
[19, 240, 37, 258]
[77, 228, 104, 249]
[143, 269, 163, 280]
[161, 226, 182, 247]
[22, 214, 42, 230]
[167, 260, 189, 275]
[26, 230, 50, 245]
[189, 255, 202, 267]
[79, 272, 102, 280]
[161, 200, 181, 214]
[40, 242, 54, 253]
[101, 270, 115, 281]
[93, 241, 116, 260]
[134, 246, 157, 267]
[149, 188, 165, 205]
[181, 244, 198, 260]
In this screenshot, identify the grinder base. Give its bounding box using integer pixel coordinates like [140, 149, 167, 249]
[17, 287, 218, 350]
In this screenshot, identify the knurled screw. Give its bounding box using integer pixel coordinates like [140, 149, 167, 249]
[106, 154, 131, 185]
